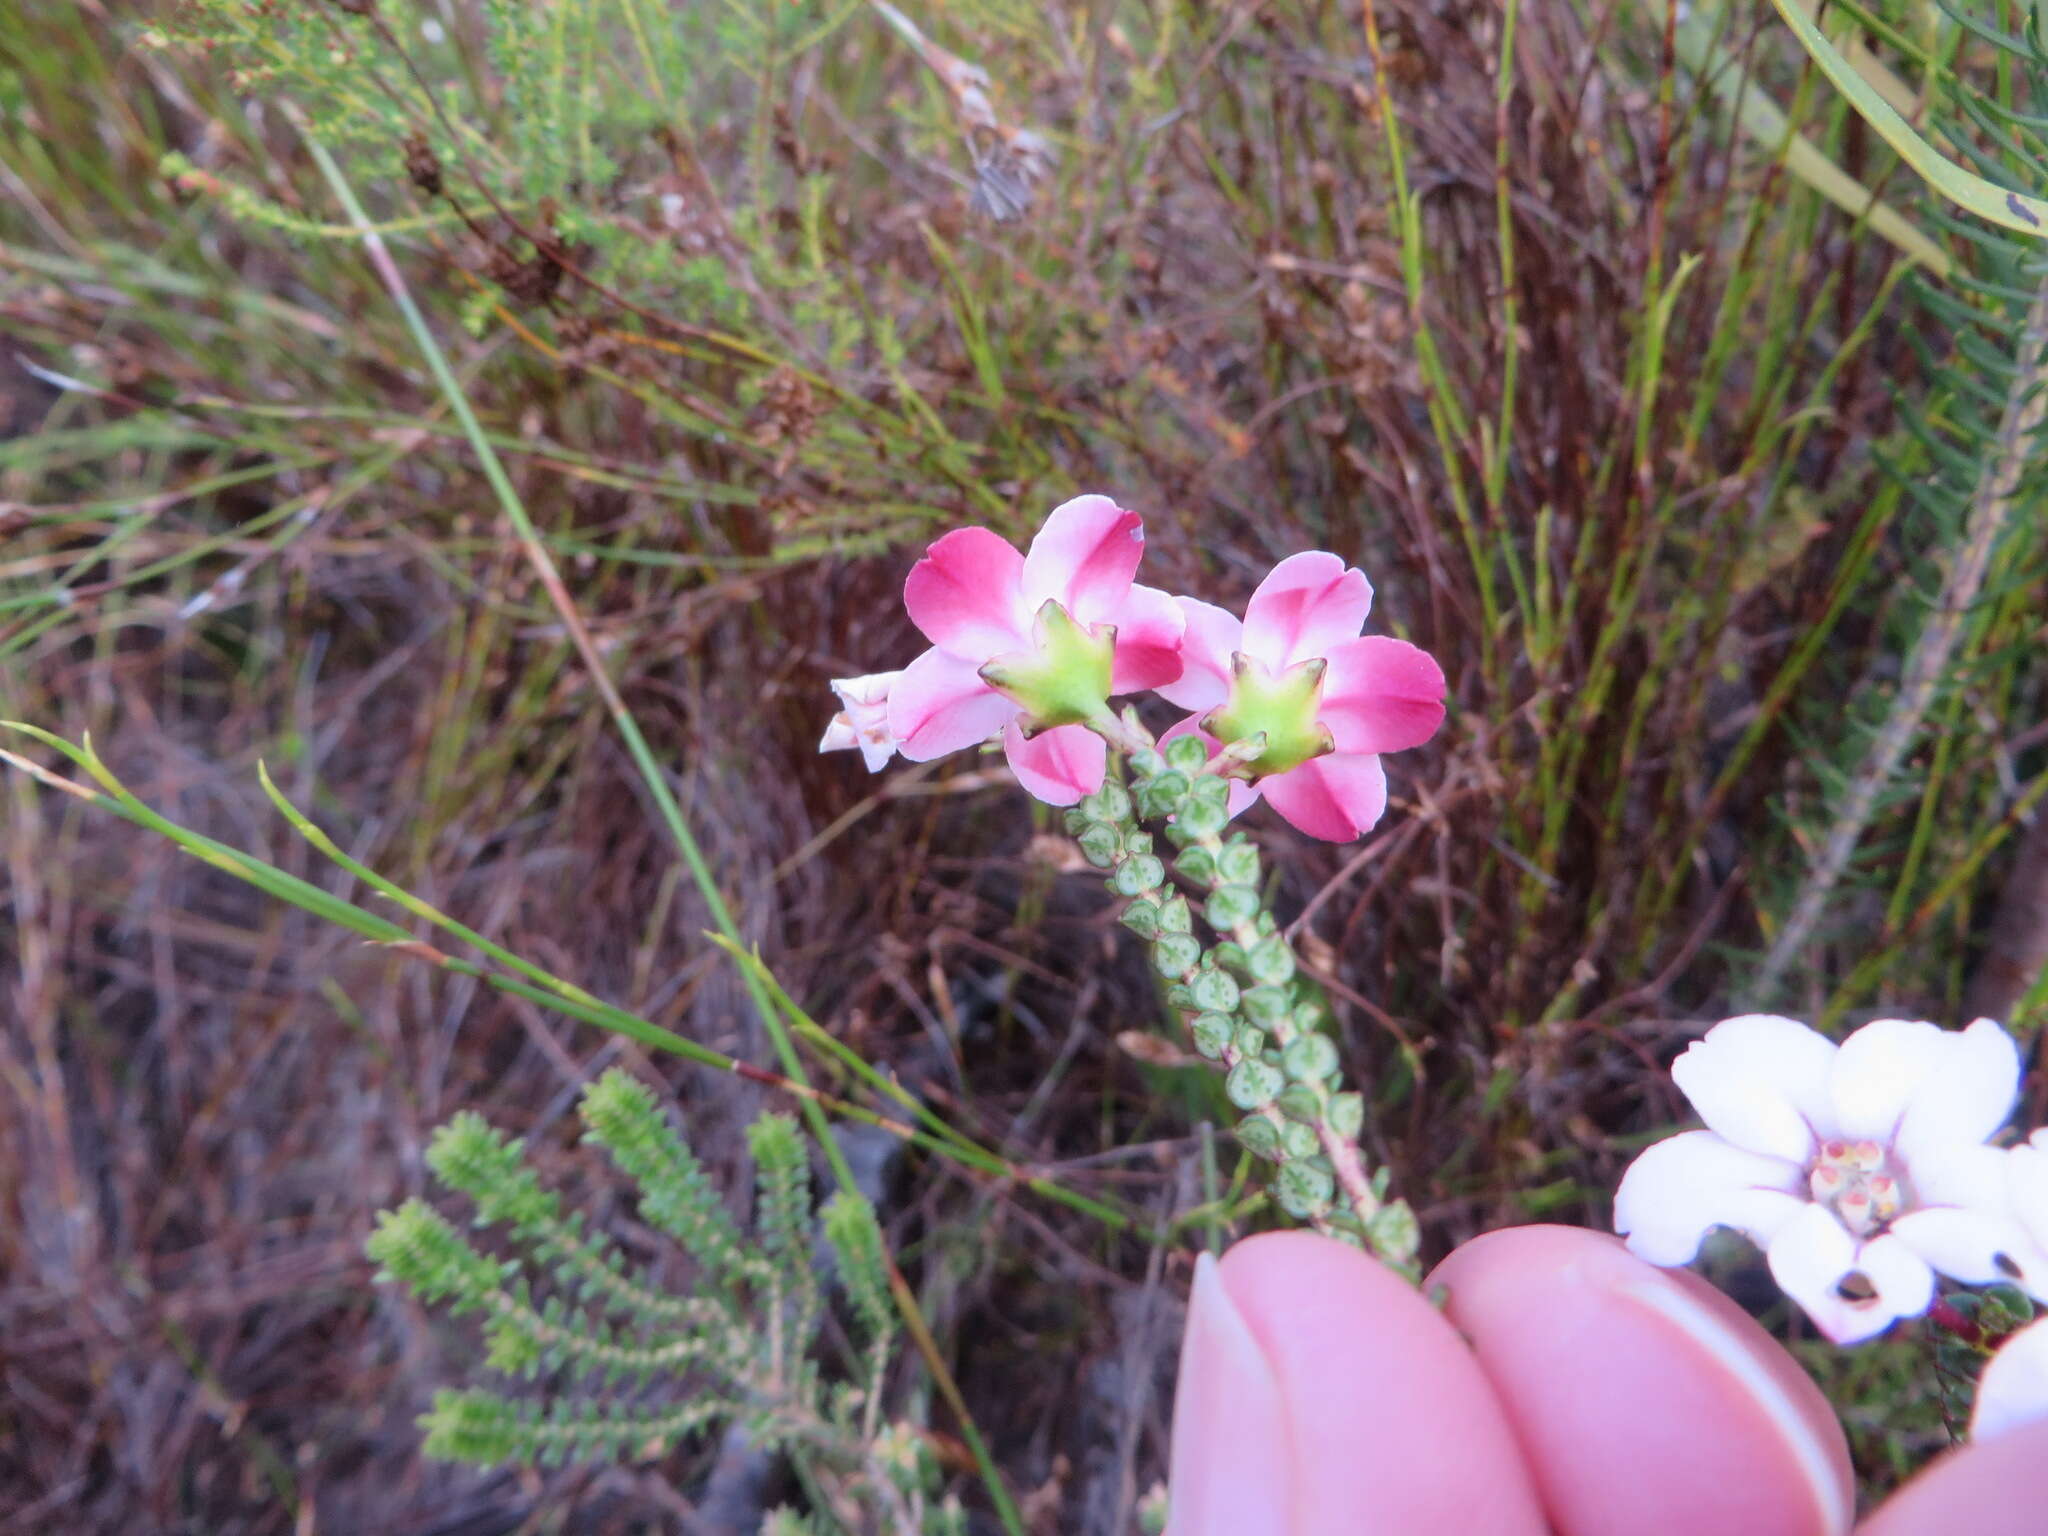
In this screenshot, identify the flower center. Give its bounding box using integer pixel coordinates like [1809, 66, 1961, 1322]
[1807, 1139, 1907, 1237]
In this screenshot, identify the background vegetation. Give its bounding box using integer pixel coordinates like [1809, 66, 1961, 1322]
[3, 0, 2045, 1527]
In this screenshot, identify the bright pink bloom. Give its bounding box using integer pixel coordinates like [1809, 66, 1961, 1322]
[888, 495, 1184, 806]
[1157, 552, 1444, 841]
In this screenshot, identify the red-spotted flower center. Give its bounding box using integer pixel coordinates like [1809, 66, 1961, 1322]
[1807, 1139, 1908, 1238]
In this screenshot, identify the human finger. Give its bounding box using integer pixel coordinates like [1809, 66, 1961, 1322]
[1431, 1225, 1854, 1536]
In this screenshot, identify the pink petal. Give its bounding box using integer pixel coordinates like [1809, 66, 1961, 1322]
[1002, 720, 1106, 806]
[1671, 1015, 1838, 1165]
[1613, 1130, 1808, 1266]
[1241, 552, 1372, 668]
[1257, 752, 1387, 842]
[1828, 1018, 1952, 1142]
[1766, 1209, 1931, 1344]
[1319, 636, 1447, 754]
[888, 646, 1016, 761]
[1973, 1316, 2048, 1442]
[1895, 1017, 2020, 1169]
[1158, 717, 1261, 819]
[1021, 495, 1144, 618]
[1155, 598, 1241, 712]
[1106, 582, 1186, 694]
[903, 526, 1027, 658]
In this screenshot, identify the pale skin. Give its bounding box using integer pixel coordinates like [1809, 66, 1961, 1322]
[1166, 1227, 2048, 1536]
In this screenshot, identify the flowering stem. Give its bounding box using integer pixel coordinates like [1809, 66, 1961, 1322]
[1071, 712, 1420, 1274]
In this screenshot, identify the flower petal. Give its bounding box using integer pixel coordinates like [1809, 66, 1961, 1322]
[1767, 1209, 1932, 1344]
[819, 714, 858, 753]
[1973, 1316, 2048, 1443]
[1613, 1130, 1807, 1265]
[1319, 636, 1446, 754]
[1890, 1206, 2048, 1295]
[1021, 495, 1144, 618]
[2008, 1142, 2048, 1298]
[1240, 552, 1372, 668]
[1106, 582, 1186, 694]
[903, 526, 1028, 658]
[1001, 719, 1106, 806]
[1827, 1018, 1950, 1142]
[1155, 598, 1241, 712]
[1157, 718, 1262, 819]
[1257, 752, 1387, 842]
[1895, 1017, 2020, 1169]
[1671, 1015, 1838, 1164]
[888, 647, 1016, 760]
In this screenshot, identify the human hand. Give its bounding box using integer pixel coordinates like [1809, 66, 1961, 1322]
[1165, 1227, 2048, 1535]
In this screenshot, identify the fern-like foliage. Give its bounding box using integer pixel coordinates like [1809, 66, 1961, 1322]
[368, 1069, 963, 1531]
[1753, 2, 2048, 1013]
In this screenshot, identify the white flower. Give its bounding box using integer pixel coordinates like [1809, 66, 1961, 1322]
[818, 671, 903, 772]
[1972, 1313, 2048, 1442]
[1614, 1015, 2022, 1344]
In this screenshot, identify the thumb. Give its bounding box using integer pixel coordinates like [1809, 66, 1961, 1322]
[1166, 1231, 1546, 1536]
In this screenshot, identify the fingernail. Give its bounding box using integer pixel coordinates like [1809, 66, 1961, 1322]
[1167, 1251, 1293, 1536]
[1602, 1262, 1853, 1536]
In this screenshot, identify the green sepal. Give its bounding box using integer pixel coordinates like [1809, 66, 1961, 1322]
[979, 599, 1115, 730]
[1201, 652, 1334, 777]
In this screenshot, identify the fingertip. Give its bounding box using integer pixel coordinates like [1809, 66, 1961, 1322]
[1432, 1225, 1854, 1536]
[1856, 1419, 2048, 1535]
[1216, 1231, 1547, 1535]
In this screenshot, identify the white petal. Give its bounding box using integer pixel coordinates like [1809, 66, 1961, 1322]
[1972, 1316, 2048, 1443]
[2007, 1143, 2048, 1291]
[1671, 1015, 1837, 1162]
[819, 713, 858, 753]
[830, 670, 901, 708]
[1614, 1130, 1807, 1265]
[1911, 1141, 2012, 1210]
[1895, 1018, 2020, 1168]
[1890, 1206, 2048, 1294]
[1767, 1207, 1932, 1344]
[1827, 1018, 1951, 1142]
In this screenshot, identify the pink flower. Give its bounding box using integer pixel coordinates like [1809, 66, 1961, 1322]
[888, 495, 1183, 806]
[1155, 553, 1445, 841]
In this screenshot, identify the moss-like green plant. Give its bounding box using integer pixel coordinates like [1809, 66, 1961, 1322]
[368, 1069, 963, 1531]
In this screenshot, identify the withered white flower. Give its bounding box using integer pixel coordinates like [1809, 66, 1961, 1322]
[1615, 1015, 2023, 1344]
[817, 671, 904, 773]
